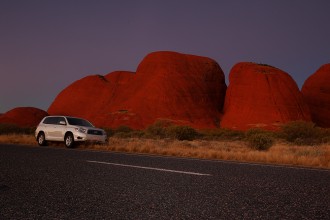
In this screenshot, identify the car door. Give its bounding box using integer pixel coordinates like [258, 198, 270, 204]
[44, 117, 64, 141]
[42, 117, 56, 140]
[51, 117, 67, 141]
[57, 117, 68, 140]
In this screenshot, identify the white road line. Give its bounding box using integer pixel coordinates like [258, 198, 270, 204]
[86, 160, 212, 176]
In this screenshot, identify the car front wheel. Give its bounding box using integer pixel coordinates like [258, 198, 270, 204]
[64, 133, 74, 148]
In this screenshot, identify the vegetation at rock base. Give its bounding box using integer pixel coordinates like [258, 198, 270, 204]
[246, 133, 274, 151]
[279, 121, 327, 145]
[166, 125, 199, 141]
[1, 120, 329, 168]
[0, 124, 35, 135]
[145, 120, 172, 139]
[244, 128, 274, 151]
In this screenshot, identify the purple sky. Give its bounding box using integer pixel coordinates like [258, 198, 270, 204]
[1, 0, 330, 113]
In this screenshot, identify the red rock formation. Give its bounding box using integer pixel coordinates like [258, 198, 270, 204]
[302, 64, 330, 127]
[0, 107, 48, 127]
[103, 51, 227, 129]
[48, 51, 227, 129]
[92, 71, 142, 128]
[48, 71, 134, 124]
[221, 62, 311, 130]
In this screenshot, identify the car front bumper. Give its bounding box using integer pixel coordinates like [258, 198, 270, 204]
[74, 133, 107, 143]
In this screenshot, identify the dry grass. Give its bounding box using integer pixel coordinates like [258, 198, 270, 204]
[0, 134, 36, 145]
[1, 135, 329, 169]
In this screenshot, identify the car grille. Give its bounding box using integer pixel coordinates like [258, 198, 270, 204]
[87, 129, 103, 136]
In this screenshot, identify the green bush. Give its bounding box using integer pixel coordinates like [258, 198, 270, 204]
[166, 125, 199, 141]
[246, 133, 274, 151]
[280, 121, 323, 145]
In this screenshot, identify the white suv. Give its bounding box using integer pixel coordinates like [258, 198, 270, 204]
[35, 116, 107, 148]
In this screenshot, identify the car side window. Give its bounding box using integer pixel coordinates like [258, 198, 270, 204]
[57, 117, 66, 125]
[43, 117, 55, 124]
[43, 117, 66, 125]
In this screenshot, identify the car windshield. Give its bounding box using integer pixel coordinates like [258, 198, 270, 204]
[66, 117, 94, 127]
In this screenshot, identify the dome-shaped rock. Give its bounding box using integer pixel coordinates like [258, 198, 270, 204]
[48, 71, 134, 124]
[48, 51, 227, 129]
[0, 107, 48, 127]
[103, 51, 227, 129]
[221, 62, 311, 130]
[302, 64, 330, 127]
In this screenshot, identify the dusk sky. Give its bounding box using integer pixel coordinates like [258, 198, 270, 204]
[1, 0, 330, 113]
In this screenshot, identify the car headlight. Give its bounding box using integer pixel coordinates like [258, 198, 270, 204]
[75, 128, 87, 133]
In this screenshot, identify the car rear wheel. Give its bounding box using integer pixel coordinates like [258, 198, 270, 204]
[64, 133, 74, 148]
[37, 132, 47, 146]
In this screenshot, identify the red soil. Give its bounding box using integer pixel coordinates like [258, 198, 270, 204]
[221, 62, 311, 130]
[302, 64, 330, 128]
[0, 107, 48, 127]
[48, 51, 227, 129]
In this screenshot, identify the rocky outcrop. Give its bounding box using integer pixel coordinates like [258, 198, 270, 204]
[48, 51, 227, 129]
[47, 71, 134, 123]
[0, 107, 48, 127]
[302, 64, 330, 127]
[221, 62, 311, 130]
[103, 51, 227, 128]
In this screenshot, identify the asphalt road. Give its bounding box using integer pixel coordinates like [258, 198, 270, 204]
[0, 144, 329, 219]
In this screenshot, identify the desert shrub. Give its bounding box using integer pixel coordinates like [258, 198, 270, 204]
[245, 128, 263, 138]
[200, 128, 244, 141]
[0, 124, 35, 135]
[245, 128, 276, 139]
[166, 125, 199, 141]
[246, 133, 274, 151]
[320, 128, 330, 144]
[112, 126, 145, 138]
[102, 128, 115, 137]
[145, 120, 173, 139]
[112, 126, 134, 138]
[280, 121, 323, 145]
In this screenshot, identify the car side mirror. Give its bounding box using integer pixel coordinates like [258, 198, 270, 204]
[59, 121, 66, 125]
